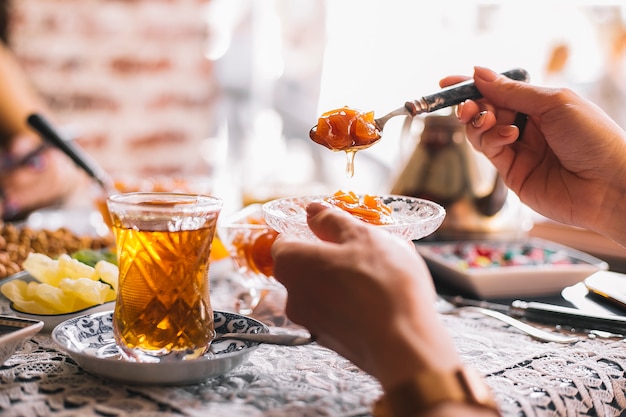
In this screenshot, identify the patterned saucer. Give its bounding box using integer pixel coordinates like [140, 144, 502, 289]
[52, 310, 268, 385]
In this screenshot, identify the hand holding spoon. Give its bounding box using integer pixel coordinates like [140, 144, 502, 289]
[309, 68, 529, 177]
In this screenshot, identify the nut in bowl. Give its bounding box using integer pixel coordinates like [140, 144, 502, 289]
[261, 192, 446, 241]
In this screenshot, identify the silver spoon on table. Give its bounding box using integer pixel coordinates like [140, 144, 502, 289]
[468, 306, 579, 344]
[214, 331, 315, 346]
[437, 298, 578, 344]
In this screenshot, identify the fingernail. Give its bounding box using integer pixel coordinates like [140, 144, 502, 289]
[498, 125, 517, 137]
[306, 201, 332, 218]
[474, 66, 498, 82]
[455, 102, 464, 119]
[471, 111, 487, 128]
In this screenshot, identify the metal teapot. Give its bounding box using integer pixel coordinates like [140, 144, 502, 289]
[390, 113, 530, 239]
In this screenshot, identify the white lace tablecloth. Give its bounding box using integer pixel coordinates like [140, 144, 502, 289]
[3, 267, 626, 416]
[3, 311, 626, 417]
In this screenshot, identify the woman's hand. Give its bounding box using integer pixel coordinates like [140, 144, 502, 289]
[271, 202, 463, 390]
[441, 66, 626, 245]
[1, 134, 83, 220]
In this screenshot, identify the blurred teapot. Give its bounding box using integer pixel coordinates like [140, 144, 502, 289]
[390, 113, 531, 239]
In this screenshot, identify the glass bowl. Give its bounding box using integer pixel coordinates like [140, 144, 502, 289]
[262, 194, 445, 241]
[218, 204, 279, 281]
[217, 204, 286, 319]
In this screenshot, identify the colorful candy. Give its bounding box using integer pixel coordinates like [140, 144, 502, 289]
[425, 241, 581, 270]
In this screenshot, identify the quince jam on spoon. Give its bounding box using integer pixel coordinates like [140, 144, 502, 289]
[309, 106, 381, 177]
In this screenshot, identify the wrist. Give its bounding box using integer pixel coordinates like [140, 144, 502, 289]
[371, 312, 462, 389]
[372, 365, 500, 417]
[596, 174, 626, 248]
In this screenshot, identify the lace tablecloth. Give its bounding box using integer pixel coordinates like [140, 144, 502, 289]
[4, 311, 626, 416]
[3, 269, 626, 416]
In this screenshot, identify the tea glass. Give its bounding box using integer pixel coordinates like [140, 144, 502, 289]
[96, 175, 213, 229]
[217, 204, 285, 320]
[107, 192, 223, 362]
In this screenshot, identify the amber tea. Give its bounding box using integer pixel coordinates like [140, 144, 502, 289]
[107, 192, 222, 362]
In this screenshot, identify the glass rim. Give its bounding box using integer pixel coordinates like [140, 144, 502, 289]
[218, 203, 269, 229]
[107, 192, 223, 213]
[219, 222, 272, 230]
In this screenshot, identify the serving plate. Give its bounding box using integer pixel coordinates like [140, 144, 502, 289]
[562, 270, 626, 316]
[418, 238, 608, 298]
[52, 310, 268, 385]
[262, 194, 445, 241]
[0, 315, 44, 364]
[0, 271, 114, 332]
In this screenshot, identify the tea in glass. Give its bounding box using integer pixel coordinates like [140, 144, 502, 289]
[107, 192, 222, 362]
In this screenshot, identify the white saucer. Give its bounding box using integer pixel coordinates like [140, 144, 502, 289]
[52, 310, 268, 385]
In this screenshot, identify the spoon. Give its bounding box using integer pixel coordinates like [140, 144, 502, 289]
[309, 68, 529, 143]
[26, 113, 117, 195]
[437, 298, 578, 344]
[469, 307, 579, 344]
[309, 68, 529, 177]
[373, 67, 529, 134]
[213, 331, 315, 346]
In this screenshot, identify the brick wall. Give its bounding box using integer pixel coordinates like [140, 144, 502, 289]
[7, 0, 216, 178]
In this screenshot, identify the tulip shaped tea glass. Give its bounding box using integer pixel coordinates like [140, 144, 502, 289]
[217, 204, 284, 317]
[107, 192, 223, 362]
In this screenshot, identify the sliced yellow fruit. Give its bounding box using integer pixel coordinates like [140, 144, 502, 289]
[35, 283, 76, 313]
[1, 280, 54, 314]
[58, 277, 111, 306]
[25, 281, 41, 300]
[104, 288, 116, 303]
[95, 260, 119, 291]
[22, 253, 62, 286]
[58, 254, 97, 280]
[0, 279, 25, 300]
[4, 252, 118, 315]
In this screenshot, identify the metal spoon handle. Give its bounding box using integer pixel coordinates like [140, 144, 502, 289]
[470, 307, 578, 344]
[407, 68, 530, 115]
[215, 332, 315, 346]
[27, 113, 115, 193]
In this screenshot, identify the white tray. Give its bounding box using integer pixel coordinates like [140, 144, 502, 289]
[417, 238, 608, 298]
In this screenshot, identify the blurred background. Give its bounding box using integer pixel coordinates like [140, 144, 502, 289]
[4, 0, 626, 215]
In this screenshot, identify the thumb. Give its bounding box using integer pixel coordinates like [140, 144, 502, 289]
[306, 201, 364, 243]
[473, 66, 558, 117]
